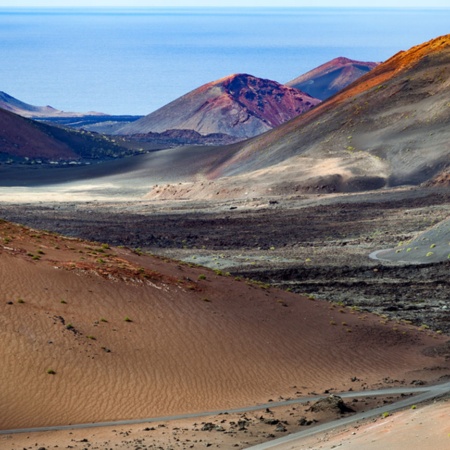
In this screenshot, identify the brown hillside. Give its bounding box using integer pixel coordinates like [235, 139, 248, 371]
[0, 108, 134, 162]
[0, 109, 77, 160]
[0, 219, 449, 430]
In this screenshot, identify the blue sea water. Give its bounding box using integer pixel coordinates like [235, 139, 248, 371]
[0, 7, 449, 115]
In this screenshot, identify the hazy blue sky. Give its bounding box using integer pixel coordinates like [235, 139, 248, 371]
[1, 1, 449, 7]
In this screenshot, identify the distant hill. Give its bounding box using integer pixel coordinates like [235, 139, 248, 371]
[0, 108, 133, 163]
[116, 73, 321, 139]
[0, 91, 105, 118]
[286, 57, 379, 100]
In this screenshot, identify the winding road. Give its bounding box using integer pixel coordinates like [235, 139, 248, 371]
[1, 381, 449, 450]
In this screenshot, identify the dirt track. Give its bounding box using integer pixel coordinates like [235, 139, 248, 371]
[1, 186, 449, 333]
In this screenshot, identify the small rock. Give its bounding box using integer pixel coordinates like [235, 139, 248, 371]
[237, 419, 248, 431]
[201, 423, 215, 432]
[298, 417, 313, 426]
[264, 419, 279, 425]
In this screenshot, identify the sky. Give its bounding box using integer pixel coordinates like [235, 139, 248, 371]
[1, 1, 449, 7]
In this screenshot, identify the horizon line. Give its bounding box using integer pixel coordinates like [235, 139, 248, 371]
[1, 5, 450, 8]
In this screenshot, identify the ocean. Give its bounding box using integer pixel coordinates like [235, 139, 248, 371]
[0, 7, 449, 115]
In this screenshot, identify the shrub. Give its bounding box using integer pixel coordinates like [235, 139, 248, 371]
[47, 369, 56, 375]
[198, 274, 207, 280]
[124, 316, 133, 322]
[381, 412, 390, 419]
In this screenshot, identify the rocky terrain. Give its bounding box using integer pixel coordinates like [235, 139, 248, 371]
[1, 186, 449, 334]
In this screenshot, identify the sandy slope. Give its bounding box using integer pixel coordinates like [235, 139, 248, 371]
[0, 220, 449, 433]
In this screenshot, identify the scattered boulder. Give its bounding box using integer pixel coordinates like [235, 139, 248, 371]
[308, 394, 355, 414]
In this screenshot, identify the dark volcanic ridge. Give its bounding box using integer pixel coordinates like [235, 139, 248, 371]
[116, 73, 321, 139]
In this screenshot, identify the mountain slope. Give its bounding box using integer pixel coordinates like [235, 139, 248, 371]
[286, 57, 379, 100]
[116, 73, 320, 139]
[197, 34, 450, 193]
[0, 91, 104, 118]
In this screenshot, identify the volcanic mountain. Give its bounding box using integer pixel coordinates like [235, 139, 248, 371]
[286, 57, 379, 100]
[0, 91, 105, 118]
[116, 73, 321, 139]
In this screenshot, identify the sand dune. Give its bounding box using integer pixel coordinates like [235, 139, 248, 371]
[0, 220, 449, 432]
